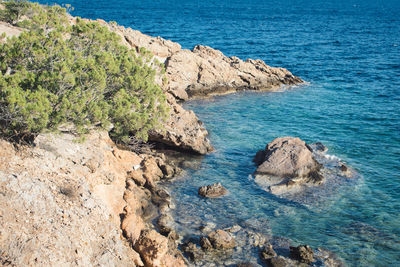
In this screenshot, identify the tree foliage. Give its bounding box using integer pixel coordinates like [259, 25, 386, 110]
[0, 1, 168, 142]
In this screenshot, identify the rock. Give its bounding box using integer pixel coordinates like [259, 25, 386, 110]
[0, 21, 23, 41]
[200, 236, 213, 250]
[290, 245, 314, 264]
[255, 137, 321, 178]
[127, 170, 147, 186]
[165, 45, 303, 101]
[267, 256, 290, 267]
[148, 93, 213, 155]
[157, 213, 174, 235]
[199, 222, 217, 234]
[315, 248, 346, 267]
[339, 162, 353, 178]
[253, 149, 267, 165]
[254, 137, 324, 195]
[237, 262, 258, 267]
[260, 243, 277, 261]
[198, 182, 228, 198]
[0, 131, 147, 266]
[182, 242, 203, 261]
[313, 142, 328, 153]
[134, 229, 186, 267]
[207, 229, 236, 249]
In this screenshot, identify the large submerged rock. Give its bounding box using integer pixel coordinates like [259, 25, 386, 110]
[254, 137, 323, 195]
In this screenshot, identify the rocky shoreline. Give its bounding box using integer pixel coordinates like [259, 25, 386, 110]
[0, 8, 343, 267]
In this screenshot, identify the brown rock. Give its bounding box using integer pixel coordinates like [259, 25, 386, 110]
[0, 131, 146, 266]
[134, 229, 186, 267]
[208, 229, 236, 249]
[182, 242, 202, 261]
[254, 137, 324, 195]
[198, 183, 228, 198]
[255, 137, 320, 178]
[165, 45, 303, 101]
[290, 245, 315, 264]
[260, 243, 277, 261]
[267, 256, 290, 267]
[148, 93, 213, 154]
[200, 236, 213, 250]
[157, 213, 174, 235]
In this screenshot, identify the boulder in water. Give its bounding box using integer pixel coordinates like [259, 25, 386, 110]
[198, 183, 228, 198]
[207, 229, 236, 249]
[254, 137, 324, 195]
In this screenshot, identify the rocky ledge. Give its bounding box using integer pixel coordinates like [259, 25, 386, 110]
[100, 20, 304, 101]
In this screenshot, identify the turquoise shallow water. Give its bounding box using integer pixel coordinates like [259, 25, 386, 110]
[37, 0, 400, 265]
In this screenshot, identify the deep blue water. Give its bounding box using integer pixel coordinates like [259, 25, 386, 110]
[37, 0, 400, 266]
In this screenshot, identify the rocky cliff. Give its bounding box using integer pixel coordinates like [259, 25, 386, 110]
[0, 131, 186, 266]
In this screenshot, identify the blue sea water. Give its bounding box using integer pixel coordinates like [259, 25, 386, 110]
[37, 0, 400, 265]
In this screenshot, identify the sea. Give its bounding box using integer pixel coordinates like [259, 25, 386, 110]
[37, 0, 400, 266]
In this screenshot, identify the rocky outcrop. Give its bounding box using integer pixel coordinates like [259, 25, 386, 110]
[147, 93, 213, 154]
[165, 45, 303, 101]
[0, 131, 185, 267]
[134, 229, 186, 267]
[99, 19, 303, 102]
[260, 243, 277, 261]
[198, 182, 228, 198]
[254, 137, 324, 195]
[206, 229, 236, 249]
[290, 245, 315, 264]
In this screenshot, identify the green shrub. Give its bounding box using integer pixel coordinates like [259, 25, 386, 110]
[0, 1, 168, 143]
[0, 0, 29, 25]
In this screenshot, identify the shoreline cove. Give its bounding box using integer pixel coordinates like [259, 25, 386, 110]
[1, 0, 400, 266]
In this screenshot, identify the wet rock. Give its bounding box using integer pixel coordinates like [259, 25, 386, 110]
[226, 224, 242, 233]
[313, 142, 328, 153]
[290, 245, 314, 264]
[267, 256, 290, 267]
[237, 262, 259, 267]
[315, 248, 346, 267]
[157, 213, 174, 235]
[200, 236, 213, 250]
[152, 188, 171, 207]
[182, 241, 203, 261]
[260, 243, 277, 261]
[200, 222, 217, 234]
[254, 137, 324, 195]
[253, 149, 267, 165]
[339, 162, 353, 178]
[198, 183, 228, 198]
[207, 229, 236, 249]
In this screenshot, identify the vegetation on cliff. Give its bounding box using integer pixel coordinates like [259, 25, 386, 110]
[0, 1, 168, 143]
